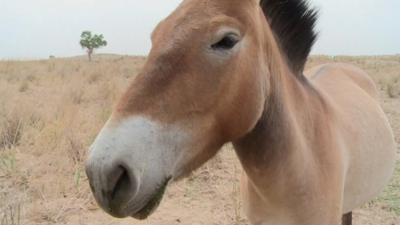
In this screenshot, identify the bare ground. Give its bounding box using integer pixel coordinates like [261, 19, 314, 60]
[0, 55, 399, 225]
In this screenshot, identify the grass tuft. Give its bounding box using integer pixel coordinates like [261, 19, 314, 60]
[0, 204, 21, 225]
[378, 162, 400, 215]
[0, 115, 23, 150]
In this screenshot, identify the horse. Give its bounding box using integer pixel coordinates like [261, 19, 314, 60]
[85, 0, 396, 224]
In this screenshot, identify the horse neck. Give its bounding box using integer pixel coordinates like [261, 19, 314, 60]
[233, 38, 330, 186]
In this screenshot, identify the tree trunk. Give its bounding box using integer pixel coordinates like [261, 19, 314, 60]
[87, 49, 93, 61]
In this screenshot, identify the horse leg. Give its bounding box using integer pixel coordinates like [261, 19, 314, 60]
[342, 212, 352, 225]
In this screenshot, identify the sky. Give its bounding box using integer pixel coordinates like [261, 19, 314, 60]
[0, 0, 399, 59]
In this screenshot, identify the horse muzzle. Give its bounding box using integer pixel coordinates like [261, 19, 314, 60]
[84, 116, 186, 219]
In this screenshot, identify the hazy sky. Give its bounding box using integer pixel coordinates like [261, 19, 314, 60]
[0, 0, 399, 59]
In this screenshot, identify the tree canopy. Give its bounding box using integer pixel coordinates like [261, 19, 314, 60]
[79, 31, 107, 61]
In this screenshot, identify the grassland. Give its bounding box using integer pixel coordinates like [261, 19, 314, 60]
[0, 55, 399, 225]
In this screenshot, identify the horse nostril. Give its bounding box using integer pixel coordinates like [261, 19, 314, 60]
[111, 167, 128, 199]
[108, 166, 138, 205]
[86, 161, 140, 217]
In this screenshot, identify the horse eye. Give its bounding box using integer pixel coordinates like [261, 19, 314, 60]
[211, 34, 240, 50]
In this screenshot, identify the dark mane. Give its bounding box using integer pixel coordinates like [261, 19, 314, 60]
[260, 0, 318, 75]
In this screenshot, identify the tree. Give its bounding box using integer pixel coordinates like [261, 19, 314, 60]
[79, 31, 107, 61]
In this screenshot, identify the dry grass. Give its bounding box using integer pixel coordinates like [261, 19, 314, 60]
[1, 204, 21, 225]
[0, 55, 398, 225]
[0, 115, 23, 150]
[387, 77, 400, 98]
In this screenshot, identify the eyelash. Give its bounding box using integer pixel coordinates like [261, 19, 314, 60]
[211, 34, 240, 50]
